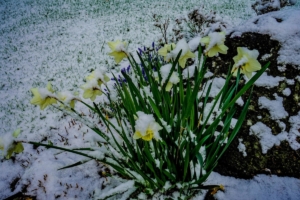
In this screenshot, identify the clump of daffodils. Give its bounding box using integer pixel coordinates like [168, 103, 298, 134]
[231, 47, 262, 78]
[200, 32, 228, 57]
[23, 34, 268, 199]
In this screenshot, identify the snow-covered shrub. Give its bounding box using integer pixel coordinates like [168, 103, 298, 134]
[2, 35, 268, 199]
[172, 8, 229, 41]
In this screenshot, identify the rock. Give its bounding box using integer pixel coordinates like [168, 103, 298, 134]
[203, 8, 300, 178]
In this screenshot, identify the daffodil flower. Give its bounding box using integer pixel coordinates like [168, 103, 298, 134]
[58, 91, 78, 108]
[166, 39, 195, 68]
[133, 111, 162, 141]
[200, 32, 228, 57]
[30, 82, 57, 110]
[0, 129, 24, 159]
[158, 43, 176, 61]
[160, 64, 180, 91]
[81, 79, 102, 101]
[107, 40, 128, 64]
[86, 68, 110, 86]
[231, 47, 261, 79]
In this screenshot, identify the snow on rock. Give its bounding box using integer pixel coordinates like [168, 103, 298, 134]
[249, 122, 287, 154]
[258, 93, 288, 120]
[231, 8, 300, 67]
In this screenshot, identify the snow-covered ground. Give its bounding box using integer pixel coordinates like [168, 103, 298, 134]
[0, 0, 300, 199]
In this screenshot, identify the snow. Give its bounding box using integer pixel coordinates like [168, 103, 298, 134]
[288, 112, 300, 150]
[237, 138, 247, 157]
[286, 79, 295, 85]
[231, 7, 300, 66]
[194, 172, 300, 200]
[201, 32, 226, 53]
[166, 38, 190, 60]
[249, 122, 288, 154]
[160, 63, 179, 84]
[254, 72, 284, 88]
[258, 94, 288, 120]
[134, 111, 163, 141]
[282, 88, 291, 96]
[96, 180, 135, 200]
[188, 36, 202, 52]
[0, 0, 300, 199]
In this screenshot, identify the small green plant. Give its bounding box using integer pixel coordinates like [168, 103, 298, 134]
[1, 33, 268, 199]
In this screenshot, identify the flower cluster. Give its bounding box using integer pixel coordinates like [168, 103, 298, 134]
[200, 31, 261, 78]
[158, 39, 195, 68]
[30, 82, 78, 110]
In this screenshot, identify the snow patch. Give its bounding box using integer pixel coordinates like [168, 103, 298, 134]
[237, 138, 247, 157]
[254, 72, 284, 88]
[249, 122, 287, 154]
[282, 88, 291, 96]
[258, 94, 288, 120]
